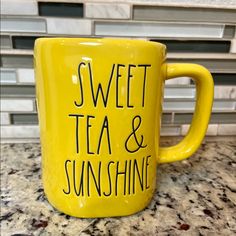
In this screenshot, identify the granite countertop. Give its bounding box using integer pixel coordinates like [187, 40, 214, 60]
[1, 138, 236, 236]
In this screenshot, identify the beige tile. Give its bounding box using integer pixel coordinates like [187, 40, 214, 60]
[165, 77, 191, 85]
[17, 69, 35, 83]
[85, 3, 130, 19]
[161, 126, 181, 136]
[1, 99, 34, 112]
[230, 39, 236, 53]
[1, 125, 39, 138]
[1, 0, 38, 15]
[181, 124, 218, 136]
[164, 87, 195, 98]
[214, 86, 236, 99]
[0, 113, 10, 125]
[218, 124, 236, 135]
[46, 18, 92, 35]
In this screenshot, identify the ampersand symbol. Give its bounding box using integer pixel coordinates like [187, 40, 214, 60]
[125, 115, 147, 153]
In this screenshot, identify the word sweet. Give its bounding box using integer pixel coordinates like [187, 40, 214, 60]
[74, 62, 151, 108]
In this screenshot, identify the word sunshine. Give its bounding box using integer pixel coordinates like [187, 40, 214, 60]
[74, 62, 151, 108]
[63, 155, 151, 197]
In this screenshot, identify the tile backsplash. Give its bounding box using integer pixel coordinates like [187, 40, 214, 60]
[1, 0, 236, 141]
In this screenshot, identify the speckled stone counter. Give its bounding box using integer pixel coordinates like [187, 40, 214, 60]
[1, 139, 236, 236]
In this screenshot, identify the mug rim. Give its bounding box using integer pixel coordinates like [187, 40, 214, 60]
[34, 37, 166, 50]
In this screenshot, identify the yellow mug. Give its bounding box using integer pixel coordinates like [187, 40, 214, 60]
[34, 38, 214, 218]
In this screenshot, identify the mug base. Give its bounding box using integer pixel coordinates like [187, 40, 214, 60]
[44, 190, 154, 218]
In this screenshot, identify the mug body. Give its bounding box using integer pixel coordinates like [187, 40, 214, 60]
[35, 38, 166, 217]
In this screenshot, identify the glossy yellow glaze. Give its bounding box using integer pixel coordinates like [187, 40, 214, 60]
[34, 38, 213, 218]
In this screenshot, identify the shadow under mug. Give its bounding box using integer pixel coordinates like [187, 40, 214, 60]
[34, 38, 214, 218]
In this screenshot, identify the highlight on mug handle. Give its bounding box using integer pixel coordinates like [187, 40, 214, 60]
[158, 63, 214, 163]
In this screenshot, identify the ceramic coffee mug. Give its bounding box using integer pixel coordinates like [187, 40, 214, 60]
[34, 38, 214, 218]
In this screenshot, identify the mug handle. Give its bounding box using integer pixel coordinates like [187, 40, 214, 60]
[158, 63, 214, 163]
